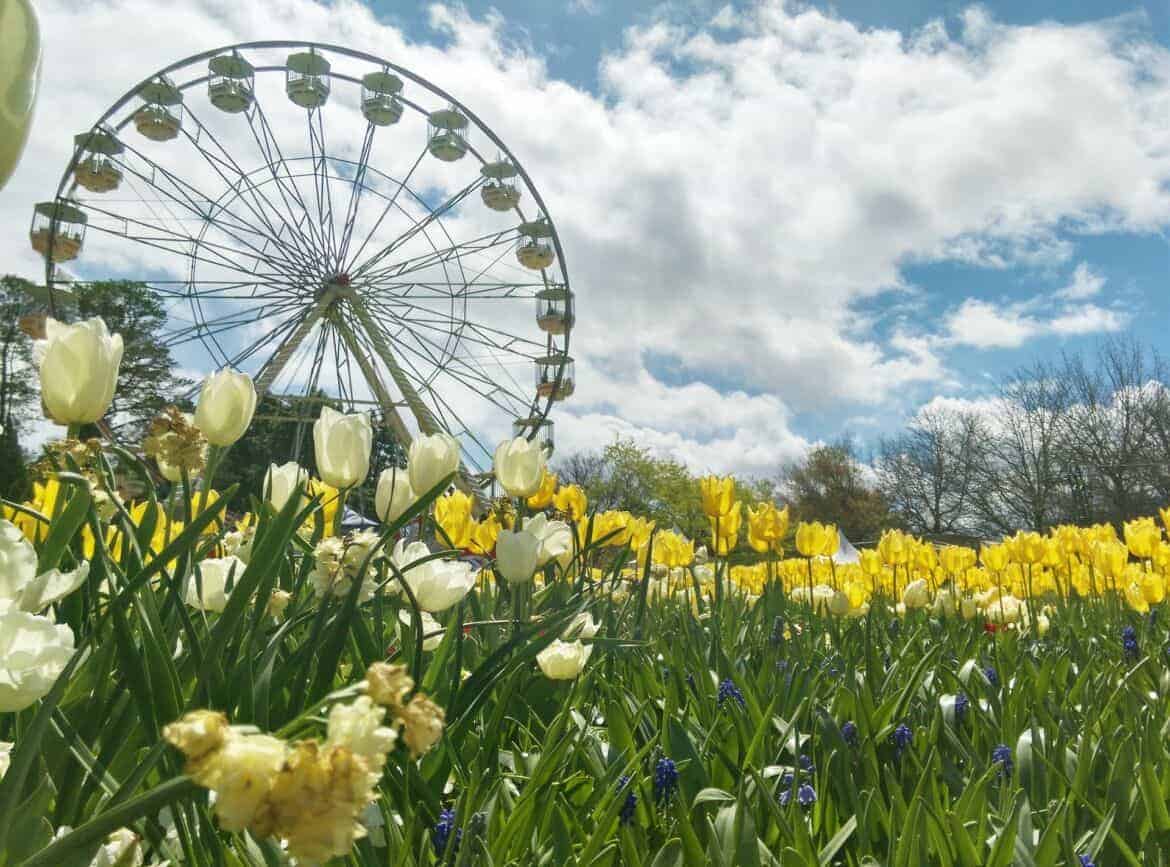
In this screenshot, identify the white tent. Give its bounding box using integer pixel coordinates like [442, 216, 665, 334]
[832, 532, 860, 564]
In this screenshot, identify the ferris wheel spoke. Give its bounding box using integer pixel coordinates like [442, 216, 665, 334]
[349, 175, 486, 282]
[160, 300, 302, 348]
[368, 306, 533, 418]
[180, 105, 324, 274]
[78, 205, 299, 284]
[107, 130, 315, 280]
[358, 227, 520, 286]
[366, 292, 545, 358]
[340, 145, 428, 275]
[245, 98, 330, 264]
[307, 107, 338, 269]
[335, 123, 376, 269]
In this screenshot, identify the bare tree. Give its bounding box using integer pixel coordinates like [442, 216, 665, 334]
[877, 407, 985, 537]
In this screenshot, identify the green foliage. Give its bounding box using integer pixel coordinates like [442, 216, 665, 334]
[783, 441, 889, 543]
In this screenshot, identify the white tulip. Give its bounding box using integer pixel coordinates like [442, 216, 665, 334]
[0, 519, 89, 613]
[92, 829, 143, 867]
[408, 433, 461, 497]
[495, 529, 541, 584]
[313, 407, 373, 489]
[0, 740, 11, 779]
[185, 556, 245, 614]
[375, 467, 415, 524]
[0, 609, 75, 711]
[34, 317, 123, 425]
[524, 513, 573, 567]
[562, 611, 600, 640]
[493, 436, 546, 498]
[264, 461, 308, 511]
[398, 608, 444, 651]
[536, 639, 592, 680]
[901, 578, 931, 610]
[388, 539, 475, 612]
[194, 369, 257, 446]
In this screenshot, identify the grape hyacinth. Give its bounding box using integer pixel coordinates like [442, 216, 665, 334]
[617, 775, 637, 826]
[954, 692, 970, 724]
[841, 720, 858, 746]
[892, 723, 913, 760]
[1079, 854, 1096, 867]
[717, 677, 746, 709]
[796, 782, 817, 808]
[1122, 625, 1140, 661]
[432, 808, 461, 858]
[654, 757, 679, 804]
[798, 754, 816, 775]
[777, 772, 795, 806]
[991, 744, 1013, 778]
[983, 666, 999, 687]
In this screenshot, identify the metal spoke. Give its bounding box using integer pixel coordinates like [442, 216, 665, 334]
[341, 145, 428, 274]
[349, 174, 485, 282]
[335, 122, 376, 269]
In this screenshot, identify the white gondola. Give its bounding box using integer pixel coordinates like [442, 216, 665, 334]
[480, 159, 521, 211]
[29, 201, 87, 262]
[134, 77, 183, 142]
[286, 50, 330, 109]
[208, 53, 255, 114]
[427, 106, 469, 162]
[73, 127, 123, 193]
[513, 416, 555, 456]
[361, 70, 404, 126]
[516, 216, 555, 270]
[535, 286, 573, 335]
[535, 354, 574, 401]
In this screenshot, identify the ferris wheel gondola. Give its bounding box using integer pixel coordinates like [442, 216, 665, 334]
[33, 40, 575, 475]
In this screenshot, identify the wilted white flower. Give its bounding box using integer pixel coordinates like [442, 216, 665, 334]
[326, 695, 397, 782]
[562, 611, 600, 640]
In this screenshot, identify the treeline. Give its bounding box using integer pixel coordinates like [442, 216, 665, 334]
[875, 337, 1170, 539]
[557, 337, 1170, 545]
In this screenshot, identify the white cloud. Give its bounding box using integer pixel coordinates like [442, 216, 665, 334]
[3, 1, 1167, 476]
[1055, 262, 1106, 300]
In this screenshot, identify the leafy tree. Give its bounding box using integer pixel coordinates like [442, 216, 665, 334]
[783, 440, 889, 544]
[0, 276, 39, 428]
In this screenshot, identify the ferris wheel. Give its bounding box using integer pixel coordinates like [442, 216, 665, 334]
[30, 41, 575, 481]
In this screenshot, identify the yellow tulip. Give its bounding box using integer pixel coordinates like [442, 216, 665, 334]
[1091, 540, 1128, 580]
[795, 521, 829, 558]
[699, 475, 736, 519]
[746, 502, 789, 554]
[859, 549, 882, 577]
[1010, 531, 1045, 565]
[1124, 517, 1162, 560]
[435, 490, 475, 549]
[306, 478, 340, 534]
[526, 470, 558, 510]
[709, 502, 742, 556]
[469, 514, 502, 556]
[553, 484, 587, 520]
[877, 530, 910, 566]
[1160, 506, 1170, 536]
[981, 543, 1009, 572]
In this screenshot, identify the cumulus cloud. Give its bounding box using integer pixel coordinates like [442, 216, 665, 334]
[4, 1, 1167, 475]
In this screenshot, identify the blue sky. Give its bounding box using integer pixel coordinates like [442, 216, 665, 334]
[5, 0, 1168, 474]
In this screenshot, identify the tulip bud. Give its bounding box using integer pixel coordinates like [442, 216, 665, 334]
[901, 578, 931, 609]
[408, 433, 461, 497]
[313, 407, 373, 489]
[493, 436, 546, 498]
[194, 369, 257, 446]
[264, 461, 308, 511]
[495, 529, 541, 584]
[375, 467, 415, 524]
[185, 555, 245, 614]
[34, 317, 123, 425]
[536, 639, 592, 680]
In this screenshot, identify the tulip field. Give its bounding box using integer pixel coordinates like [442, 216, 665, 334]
[6, 321, 1170, 866]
